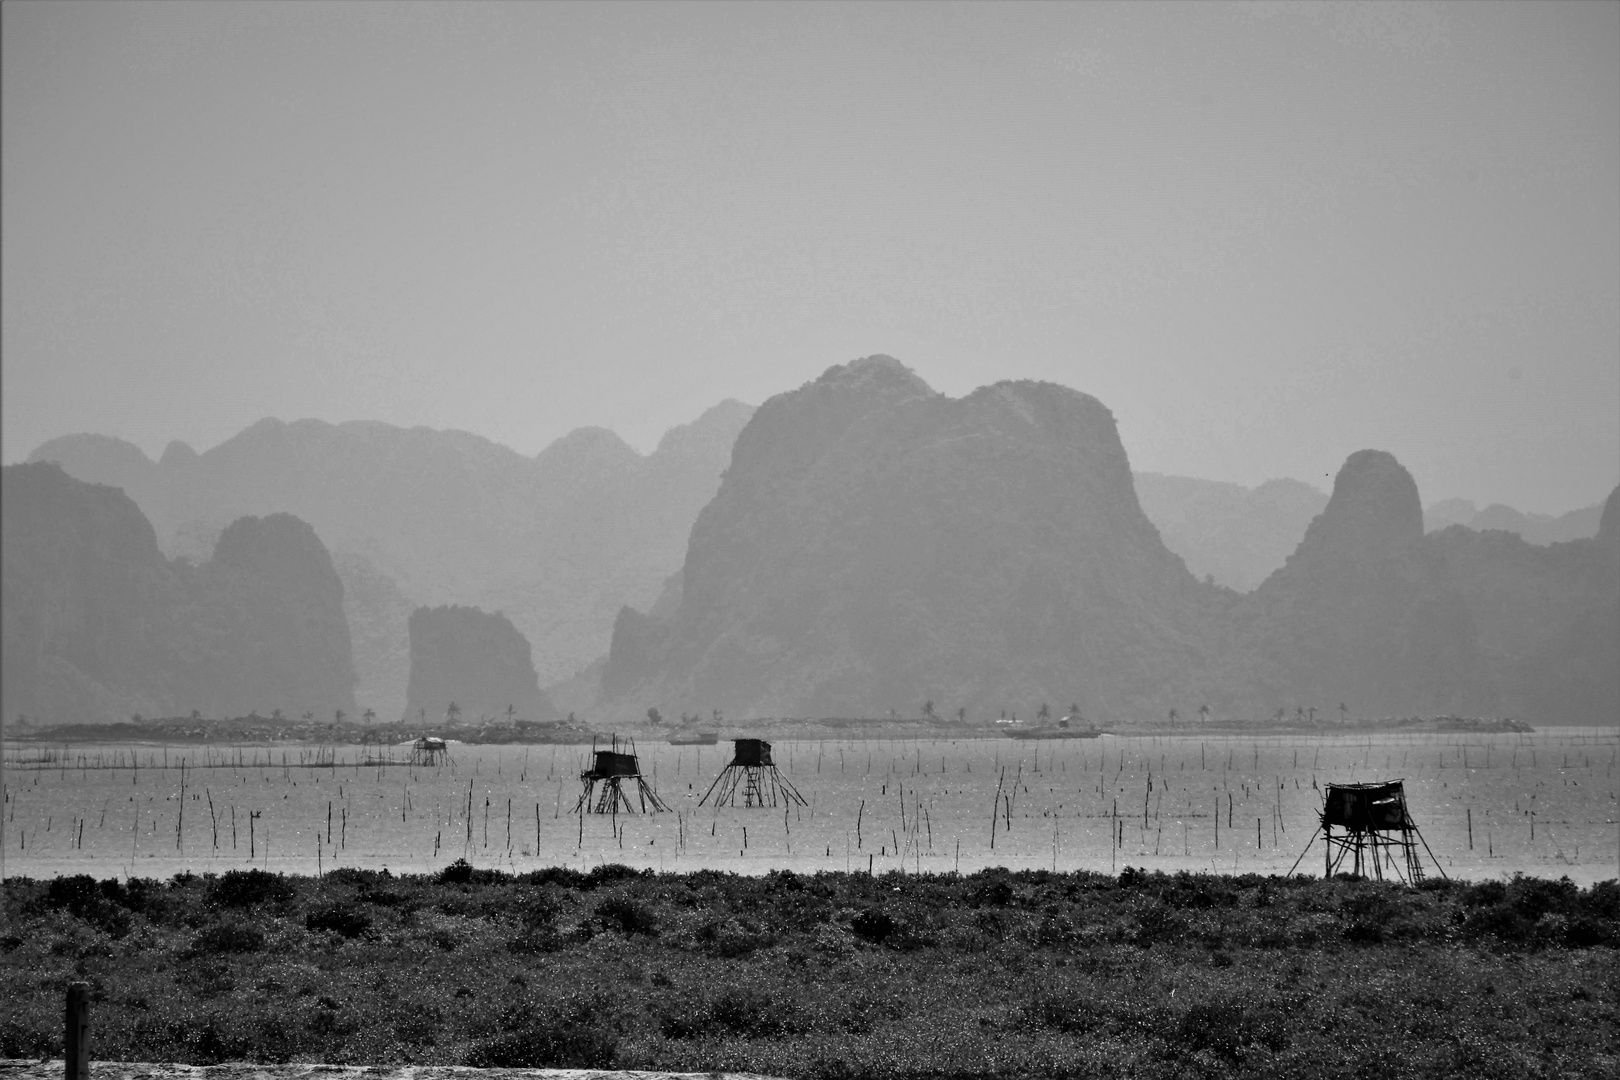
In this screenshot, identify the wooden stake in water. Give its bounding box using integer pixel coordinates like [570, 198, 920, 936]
[65, 982, 90, 1080]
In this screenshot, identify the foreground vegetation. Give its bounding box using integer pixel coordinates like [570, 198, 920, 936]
[2, 865, 1616, 1079]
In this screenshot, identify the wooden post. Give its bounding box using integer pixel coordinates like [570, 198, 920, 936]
[65, 981, 90, 1080]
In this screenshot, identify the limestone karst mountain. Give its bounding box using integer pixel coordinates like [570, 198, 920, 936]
[28, 400, 755, 691]
[1236, 451, 1489, 718]
[404, 605, 555, 725]
[2, 462, 355, 724]
[181, 512, 356, 721]
[20, 368, 1614, 728]
[598, 360, 1614, 726]
[602, 356, 1227, 720]
[2, 462, 185, 724]
[1133, 473, 1328, 591]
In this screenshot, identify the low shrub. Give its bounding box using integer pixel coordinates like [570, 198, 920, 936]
[467, 993, 618, 1069]
[697, 916, 775, 957]
[191, 920, 266, 954]
[584, 863, 644, 888]
[465, 1024, 616, 1069]
[660, 989, 802, 1040]
[851, 907, 895, 944]
[1164, 997, 1291, 1063]
[596, 894, 658, 936]
[38, 875, 132, 937]
[209, 869, 295, 909]
[305, 904, 371, 939]
[437, 859, 475, 885]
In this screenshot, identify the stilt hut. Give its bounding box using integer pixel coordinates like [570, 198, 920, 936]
[699, 738, 806, 808]
[410, 736, 449, 767]
[1288, 780, 1445, 884]
[574, 736, 668, 814]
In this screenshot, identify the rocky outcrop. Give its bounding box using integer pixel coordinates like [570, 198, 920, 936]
[602, 357, 1224, 720]
[2, 462, 184, 724]
[1237, 451, 1488, 717]
[181, 513, 356, 720]
[404, 605, 555, 724]
[2, 463, 356, 725]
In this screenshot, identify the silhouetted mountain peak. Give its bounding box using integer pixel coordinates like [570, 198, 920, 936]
[1298, 449, 1421, 558]
[210, 513, 343, 597]
[159, 440, 199, 466]
[815, 354, 935, 398]
[3, 466, 354, 722]
[535, 425, 641, 472]
[964, 380, 1122, 446]
[27, 434, 155, 491]
[1600, 485, 1620, 548]
[654, 399, 756, 459]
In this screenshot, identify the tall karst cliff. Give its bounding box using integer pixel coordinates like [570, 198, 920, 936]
[404, 605, 555, 725]
[28, 400, 754, 688]
[602, 356, 1225, 720]
[180, 513, 356, 720]
[2, 462, 185, 724]
[1235, 451, 1489, 717]
[1, 463, 355, 725]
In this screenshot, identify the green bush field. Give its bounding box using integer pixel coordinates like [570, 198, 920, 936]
[2, 865, 1616, 1079]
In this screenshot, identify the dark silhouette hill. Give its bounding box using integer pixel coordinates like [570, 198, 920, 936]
[28, 401, 754, 689]
[1423, 497, 1605, 544]
[1133, 473, 1328, 591]
[602, 356, 1226, 720]
[2, 462, 185, 724]
[1235, 451, 1489, 718]
[2, 463, 354, 725]
[404, 605, 554, 725]
[181, 513, 355, 721]
[1425, 484, 1620, 724]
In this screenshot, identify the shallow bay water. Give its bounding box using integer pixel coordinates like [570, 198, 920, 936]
[4, 728, 1615, 885]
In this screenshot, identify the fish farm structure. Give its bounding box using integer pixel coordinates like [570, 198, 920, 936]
[699, 738, 807, 809]
[574, 736, 668, 814]
[409, 736, 450, 767]
[1289, 780, 1446, 884]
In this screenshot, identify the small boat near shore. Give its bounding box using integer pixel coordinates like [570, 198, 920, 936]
[667, 731, 720, 745]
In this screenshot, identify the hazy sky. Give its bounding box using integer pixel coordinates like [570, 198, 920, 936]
[4, 1, 1616, 512]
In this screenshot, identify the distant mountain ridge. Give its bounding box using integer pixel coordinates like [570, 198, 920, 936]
[2, 462, 354, 725]
[598, 358, 1618, 726]
[20, 374, 1616, 729]
[1423, 497, 1604, 544]
[28, 402, 755, 698]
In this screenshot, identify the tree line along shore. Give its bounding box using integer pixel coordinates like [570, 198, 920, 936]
[2, 864, 1615, 1079]
[7, 712, 1538, 747]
